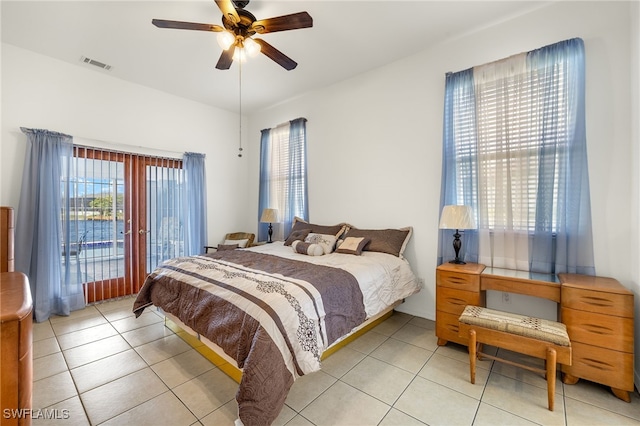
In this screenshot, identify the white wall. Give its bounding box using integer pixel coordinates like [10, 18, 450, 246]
[2, 1, 638, 388]
[248, 1, 640, 386]
[1, 43, 251, 244]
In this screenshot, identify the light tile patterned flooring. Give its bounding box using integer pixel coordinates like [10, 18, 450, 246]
[32, 297, 640, 425]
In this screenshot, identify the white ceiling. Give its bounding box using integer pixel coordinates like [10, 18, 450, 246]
[1, 1, 548, 114]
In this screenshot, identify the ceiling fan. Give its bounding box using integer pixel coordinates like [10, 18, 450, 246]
[152, 0, 313, 71]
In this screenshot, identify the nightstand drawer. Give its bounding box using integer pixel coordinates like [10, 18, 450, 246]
[437, 286, 483, 316]
[561, 307, 633, 352]
[562, 341, 634, 391]
[437, 270, 480, 292]
[561, 287, 633, 317]
[436, 310, 467, 345]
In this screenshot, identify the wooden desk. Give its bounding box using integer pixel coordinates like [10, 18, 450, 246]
[435, 264, 635, 402]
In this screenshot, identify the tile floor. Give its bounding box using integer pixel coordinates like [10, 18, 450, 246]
[32, 297, 640, 425]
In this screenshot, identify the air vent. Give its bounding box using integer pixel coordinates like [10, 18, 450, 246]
[80, 56, 113, 71]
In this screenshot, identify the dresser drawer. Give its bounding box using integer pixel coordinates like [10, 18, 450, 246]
[561, 287, 633, 317]
[562, 341, 634, 391]
[437, 270, 480, 292]
[436, 310, 467, 345]
[437, 286, 483, 316]
[561, 307, 633, 352]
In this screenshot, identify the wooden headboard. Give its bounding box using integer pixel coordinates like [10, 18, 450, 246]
[1, 206, 15, 272]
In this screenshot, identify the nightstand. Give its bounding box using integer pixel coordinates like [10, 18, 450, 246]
[559, 273, 635, 402]
[436, 262, 485, 346]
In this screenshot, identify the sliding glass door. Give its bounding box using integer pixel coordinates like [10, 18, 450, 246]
[63, 147, 184, 303]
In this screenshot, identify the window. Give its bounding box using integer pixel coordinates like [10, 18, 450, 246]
[258, 118, 308, 241]
[439, 38, 595, 275]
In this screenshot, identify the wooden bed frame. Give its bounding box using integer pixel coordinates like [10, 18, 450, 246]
[163, 300, 402, 383]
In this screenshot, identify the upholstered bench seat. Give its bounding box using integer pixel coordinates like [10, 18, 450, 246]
[458, 305, 571, 411]
[459, 305, 570, 346]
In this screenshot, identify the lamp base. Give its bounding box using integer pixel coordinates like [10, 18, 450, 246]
[450, 229, 465, 264]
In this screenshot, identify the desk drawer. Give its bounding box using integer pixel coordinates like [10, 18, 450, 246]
[437, 270, 480, 292]
[562, 307, 633, 352]
[562, 287, 633, 317]
[562, 341, 634, 391]
[437, 287, 483, 316]
[436, 310, 467, 345]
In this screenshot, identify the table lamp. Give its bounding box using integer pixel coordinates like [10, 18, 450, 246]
[260, 208, 279, 243]
[439, 205, 476, 264]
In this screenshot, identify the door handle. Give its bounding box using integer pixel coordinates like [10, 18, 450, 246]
[139, 229, 151, 234]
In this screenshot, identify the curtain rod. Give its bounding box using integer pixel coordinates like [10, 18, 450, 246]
[73, 135, 184, 159]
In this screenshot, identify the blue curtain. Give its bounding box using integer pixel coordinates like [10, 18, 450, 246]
[15, 128, 85, 322]
[257, 129, 271, 242]
[528, 38, 594, 274]
[183, 152, 207, 255]
[438, 38, 594, 274]
[438, 69, 479, 265]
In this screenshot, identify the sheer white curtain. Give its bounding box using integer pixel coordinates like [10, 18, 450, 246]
[474, 53, 534, 270]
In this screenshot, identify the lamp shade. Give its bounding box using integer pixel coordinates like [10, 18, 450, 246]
[439, 205, 476, 230]
[260, 208, 279, 223]
[217, 31, 235, 50]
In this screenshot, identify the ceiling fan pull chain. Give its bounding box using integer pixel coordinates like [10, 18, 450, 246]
[238, 58, 243, 158]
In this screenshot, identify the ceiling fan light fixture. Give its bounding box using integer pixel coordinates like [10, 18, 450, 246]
[244, 37, 261, 57]
[233, 48, 248, 63]
[216, 31, 235, 50]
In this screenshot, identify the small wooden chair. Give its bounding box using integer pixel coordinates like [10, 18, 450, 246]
[204, 232, 255, 253]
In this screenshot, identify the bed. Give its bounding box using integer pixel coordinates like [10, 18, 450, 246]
[133, 220, 420, 425]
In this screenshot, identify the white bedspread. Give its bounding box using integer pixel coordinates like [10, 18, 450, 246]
[247, 241, 420, 318]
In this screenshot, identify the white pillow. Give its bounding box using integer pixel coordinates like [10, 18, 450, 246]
[304, 233, 338, 255]
[224, 238, 249, 248]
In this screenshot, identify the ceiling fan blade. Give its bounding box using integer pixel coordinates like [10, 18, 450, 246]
[216, 45, 235, 70]
[251, 12, 313, 34]
[215, 0, 241, 25]
[254, 39, 297, 71]
[152, 19, 224, 32]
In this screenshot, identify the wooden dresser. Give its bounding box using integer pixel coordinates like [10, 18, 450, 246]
[1, 272, 33, 426]
[559, 273, 635, 402]
[1, 206, 33, 425]
[435, 263, 485, 346]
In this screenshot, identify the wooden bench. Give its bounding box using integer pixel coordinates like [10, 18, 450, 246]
[457, 269, 572, 411]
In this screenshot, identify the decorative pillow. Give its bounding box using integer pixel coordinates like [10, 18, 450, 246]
[288, 216, 347, 239]
[335, 237, 370, 256]
[284, 229, 311, 246]
[291, 240, 324, 256]
[217, 244, 239, 251]
[224, 238, 249, 248]
[342, 227, 413, 258]
[304, 233, 338, 255]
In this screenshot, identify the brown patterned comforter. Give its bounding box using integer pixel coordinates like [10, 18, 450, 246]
[132, 250, 366, 425]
